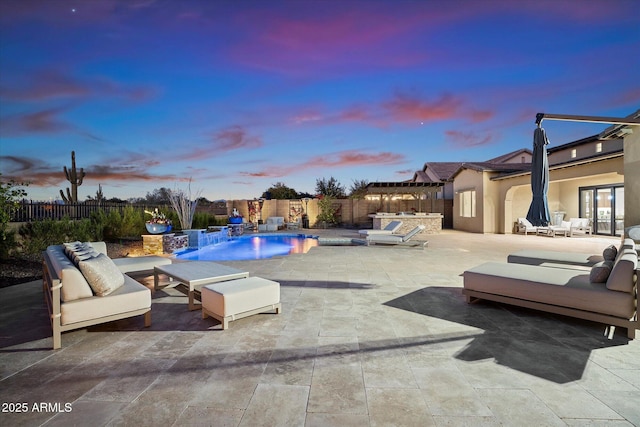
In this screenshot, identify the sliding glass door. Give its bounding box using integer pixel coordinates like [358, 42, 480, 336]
[579, 184, 624, 236]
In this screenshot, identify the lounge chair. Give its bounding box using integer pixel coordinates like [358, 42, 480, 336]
[358, 220, 403, 236]
[569, 218, 592, 236]
[517, 217, 538, 235]
[366, 224, 426, 246]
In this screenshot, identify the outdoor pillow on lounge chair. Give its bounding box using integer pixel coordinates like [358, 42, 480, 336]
[359, 220, 403, 236]
[366, 224, 425, 245]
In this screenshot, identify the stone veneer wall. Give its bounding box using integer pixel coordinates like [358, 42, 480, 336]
[373, 214, 443, 234]
[142, 233, 189, 255]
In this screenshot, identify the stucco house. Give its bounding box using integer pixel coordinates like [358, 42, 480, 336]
[409, 109, 639, 235]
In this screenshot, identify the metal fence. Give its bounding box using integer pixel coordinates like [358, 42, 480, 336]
[8, 201, 229, 222]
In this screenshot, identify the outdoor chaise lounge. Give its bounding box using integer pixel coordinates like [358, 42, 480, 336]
[358, 220, 403, 236]
[507, 238, 635, 269]
[366, 224, 426, 246]
[463, 244, 639, 339]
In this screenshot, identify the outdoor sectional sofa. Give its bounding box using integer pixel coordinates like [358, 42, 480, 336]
[462, 240, 639, 339]
[42, 242, 172, 349]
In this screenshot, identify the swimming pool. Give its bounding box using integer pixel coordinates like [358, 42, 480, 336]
[175, 234, 319, 261]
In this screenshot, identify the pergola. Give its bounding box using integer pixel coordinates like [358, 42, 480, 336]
[365, 182, 443, 212]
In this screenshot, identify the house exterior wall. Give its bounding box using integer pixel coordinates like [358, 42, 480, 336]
[548, 138, 623, 164]
[493, 156, 624, 233]
[452, 168, 484, 232]
[624, 131, 640, 228]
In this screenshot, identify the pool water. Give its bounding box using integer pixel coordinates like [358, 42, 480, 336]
[175, 234, 319, 261]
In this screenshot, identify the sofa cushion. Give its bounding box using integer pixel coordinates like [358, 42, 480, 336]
[589, 261, 613, 283]
[46, 246, 94, 302]
[111, 255, 172, 274]
[606, 251, 638, 293]
[602, 245, 617, 262]
[60, 275, 151, 326]
[79, 254, 125, 296]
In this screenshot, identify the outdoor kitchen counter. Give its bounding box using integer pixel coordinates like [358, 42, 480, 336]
[370, 213, 443, 234]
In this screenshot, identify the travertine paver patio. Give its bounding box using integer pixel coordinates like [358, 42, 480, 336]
[1, 230, 639, 426]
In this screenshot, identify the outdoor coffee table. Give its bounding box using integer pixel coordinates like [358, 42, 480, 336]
[154, 262, 249, 311]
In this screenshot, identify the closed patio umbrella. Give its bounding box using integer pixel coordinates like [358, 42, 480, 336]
[526, 125, 550, 226]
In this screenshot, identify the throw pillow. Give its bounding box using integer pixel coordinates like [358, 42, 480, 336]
[589, 261, 613, 283]
[79, 254, 125, 296]
[71, 249, 99, 267]
[602, 245, 617, 261]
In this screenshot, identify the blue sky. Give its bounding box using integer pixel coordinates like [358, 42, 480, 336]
[1, 0, 638, 201]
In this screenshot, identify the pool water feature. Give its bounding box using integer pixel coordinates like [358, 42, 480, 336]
[175, 234, 319, 261]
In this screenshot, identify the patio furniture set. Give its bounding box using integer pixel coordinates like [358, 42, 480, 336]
[517, 217, 592, 237]
[42, 241, 281, 349]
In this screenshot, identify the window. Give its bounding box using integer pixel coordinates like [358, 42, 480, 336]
[571, 149, 577, 158]
[459, 189, 476, 218]
[596, 142, 602, 153]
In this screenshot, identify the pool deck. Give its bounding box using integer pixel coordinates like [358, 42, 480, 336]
[1, 229, 639, 426]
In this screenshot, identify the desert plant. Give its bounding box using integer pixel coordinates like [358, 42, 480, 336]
[168, 180, 202, 230]
[59, 151, 86, 203]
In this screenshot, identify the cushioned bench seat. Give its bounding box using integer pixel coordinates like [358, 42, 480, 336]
[507, 250, 603, 267]
[60, 277, 151, 325]
[507, 239, 636, 268]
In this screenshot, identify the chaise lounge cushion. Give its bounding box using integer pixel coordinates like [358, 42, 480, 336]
[507, 250, 603, 267]
[463, 262, 635, 319]
[79, 254, 125, 296]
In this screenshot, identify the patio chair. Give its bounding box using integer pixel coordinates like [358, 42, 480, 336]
[358, 220, 403, 236]
[517, 218, 538, 235]
[569, 218, 592, 236]
[366, 224, 426, 246]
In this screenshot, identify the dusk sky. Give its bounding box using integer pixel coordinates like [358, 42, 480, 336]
[1, 0, 639, 202]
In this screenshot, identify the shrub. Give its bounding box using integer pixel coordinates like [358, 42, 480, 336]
[19, 218, 99, 255]
[92, 207, 145, 241]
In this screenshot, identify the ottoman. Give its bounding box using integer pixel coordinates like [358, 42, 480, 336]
[201, 277, 281, 329]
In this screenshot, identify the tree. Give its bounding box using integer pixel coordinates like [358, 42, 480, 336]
[349, 179, 369, 199]
[315, 176, 346, 198]
[0, 174, 28, 258]
[262, 182, 298, 199]
[316, 195, 337, 226]
[142, 187, 173, 205]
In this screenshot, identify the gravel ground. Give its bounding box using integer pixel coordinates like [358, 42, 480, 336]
[0, 241, 143, 288]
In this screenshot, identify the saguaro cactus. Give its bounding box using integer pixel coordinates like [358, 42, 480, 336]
[59, 151, 85, 203]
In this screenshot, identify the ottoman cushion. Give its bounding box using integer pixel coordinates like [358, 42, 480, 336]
[201, 277, 280, 324]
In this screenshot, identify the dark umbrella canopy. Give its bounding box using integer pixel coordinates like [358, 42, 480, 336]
[526, 126, 550, 226]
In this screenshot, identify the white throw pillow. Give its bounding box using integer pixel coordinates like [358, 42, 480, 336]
[79, 254, 125, 296]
